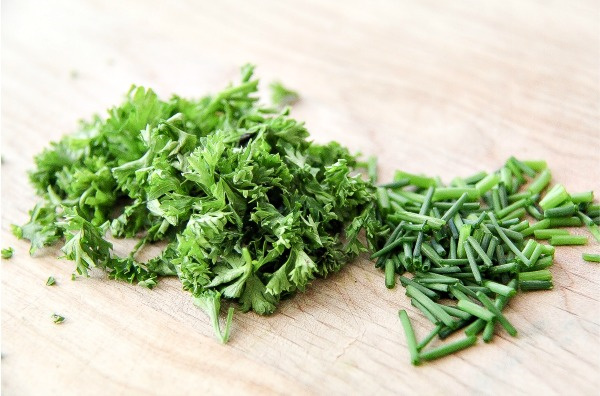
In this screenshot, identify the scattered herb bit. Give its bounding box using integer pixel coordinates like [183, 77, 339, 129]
[270, 81, 299, 107]
[51, 314, 65, 324]
[71, 273, 77, 281]
[46, 276, 56, 286]
[1, 247, 14, 259]
[582, 253, 600, 263]
[19, 65, 380, 343]
[371, 158, 597, 364]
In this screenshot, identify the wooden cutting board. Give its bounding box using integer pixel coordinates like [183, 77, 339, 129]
[2, 0, 599, 394]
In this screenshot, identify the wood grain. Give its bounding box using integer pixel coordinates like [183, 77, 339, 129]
[2, 0, 599, 395]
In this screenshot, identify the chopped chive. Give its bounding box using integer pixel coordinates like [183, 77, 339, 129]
[438, 319, 472, 339]
[406, 285, 455, 327]
[476, 291, 517, 336]
[486, 237, 499, 259]
[570, 191, 593, 204]
[483, 280, 516, 297]
[503, 207, 527, 221]
[391, 211, 446, 229]
[367, 156, 378, 183]
[463, 243, 482, 284]
[419, 336, 477, 361]
[534, 229, 569, 240]
[370, 236, 418, 259]
[496, 197, 529, 219]
[380, 178, 410, 189]
[399, 276, 438, 300]
[448, 218, 459, 239]
[539, 184, 569, 210]
[420, 187, 435, 215]
[521, 239, 536, 259]
[420, 243, 443, 267]
[482, 320, 495, 343]
[449, 286, 471, 301]
[467, 236, 493, 267]
[509, 220, 530, 232]
[441, 193, 469, 223]
[432, 188, 478, 201]
[398, 310, 420, 365]
[518, 269, 552, 281]
[456, 300, 495, 321]
[510, 157, 537, 177]
[519, 280, 553, 291]
[505, 159, 525, 184]
[521, 219, 551, 236]
[431, 266, 461, 274]
[541, 244, 555, 256]
[492, 188, 502, 212]
[522, 160, 547, 171]
[549, 235, 587, 246]
[457, 224, 471, 259]
[527, 256, 554, 271]
[548, 216, 583, 227]
[487, 262, 518, 275]
[475, 173, 500, 196]
[438, 304, 472, 320]
[464, 319, 486, 336]
[507, 191, 532, 203]
[577, 212, 600, 242]
[417, 324, 443, 351]
[527, 205, 544, 220]
[410, 298, 440, 325]
[528, 169, 552, 195]
[464, 171, 488, 185]
[528, 244, 545, 266]
[544, 203, 578, 218]
[376, 188, 390, 212]
[385, 259, 396, 289]
[582, 253, 600, 263]
[500, 168, 513, 193]
[488, 213, 530, 266]
[394, 170, 436, 188]
[487, 224, 524, 242]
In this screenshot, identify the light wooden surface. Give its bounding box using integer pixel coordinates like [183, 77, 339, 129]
[2, 0, 600, 395]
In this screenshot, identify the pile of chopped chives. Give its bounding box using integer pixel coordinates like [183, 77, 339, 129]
[371, 157, 599, 365]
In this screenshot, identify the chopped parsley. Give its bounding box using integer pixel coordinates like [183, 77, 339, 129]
[1, 247, 14, 259]
[17, 65, 380, 342]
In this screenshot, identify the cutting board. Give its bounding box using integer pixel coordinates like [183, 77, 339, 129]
[2, 0, 599, 394]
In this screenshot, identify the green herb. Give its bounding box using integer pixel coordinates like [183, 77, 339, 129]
[51, 314, 65, 324]
[419, 336, 477, 361]
[398, 310, 420, 365]
[582, 253, 600, 263]
[270, 81, 299, 107]
[1, 247, 14, 259]
[18, 65, 381, 343]
[46, 276, 56, 286]
[549, 235, 588, 246]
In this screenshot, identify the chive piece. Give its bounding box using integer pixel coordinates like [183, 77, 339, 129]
[582, 253, 600, 263]
[432, 188, 479, 201]
[394, 170, 436, 188]
[487, 224, 524, 242]
[431, 266, 461, 274]
[521, 219, 551, 237]
[406, 285, 455, 327]
[391, 211, 446, 229]
[399, 276, 438, 300]
[549, 235, 587, 246]
[511, 156, 537, 177]
[438, 319, 471, 339]
[464, 319, 486, 336]
[522, 160, 547, 171]
[398, 310, 420, 365]
[476, 291, 517, 336]
[457, 224, 471, 259]
[534, 229, 570, 239]
[467, 236, 493, 267]
[482, 280, 516, 297]
[578, 212, 600, 242]
[500, 168, 513, 193]
[449, 286, 471, 302]
[519, 280, 553, 291]
[482, 320, 495, 343]
[367, 156, 378, 183]
[505, 159, 525, 184]
[370, 236, 417, 259]
[544, 204, 577, 218]
[528, 256, 554, 271]
[420, 243, 443, 267]
[419, 336, 477, 361]
[541, 244, 555, 256]
[420, 187, 435, 215]
[380, 178, 410, 189]
[528, 169, 552, 195]
[411, 299, 439, 324]
[376, 188, 390, 212]
[548, 217, 582, 227]
[509, 220, 530, 232]
[464, 171, 488, 185]
[438, 304, 472, 320]
[527, 205, 544, 220]
[417, 324, 443, 351]
[448, 218, 459, 239]
[521, 239, 536, 259]
[488, 213, 530, 266]
[486, 237, 498, 259]
[383, 221, 405, 248]
[571, 191, 593, 204]
[487, 262, 519, 275]
[441, 193, 469, 223]
[518, 269, 552, 281]
[456, 300, 495, 321]
[539, 184, 569, 210]
[463, 243, 482, 284]
[528, 244, 545, 266]
[385, 259, 396, 289]
[496, 197, 529, 219]
[475, 173, 500, 196]
[491, 188, 502, 212]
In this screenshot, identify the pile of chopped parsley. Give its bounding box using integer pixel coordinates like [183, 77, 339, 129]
[14, 65, 381, 342]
